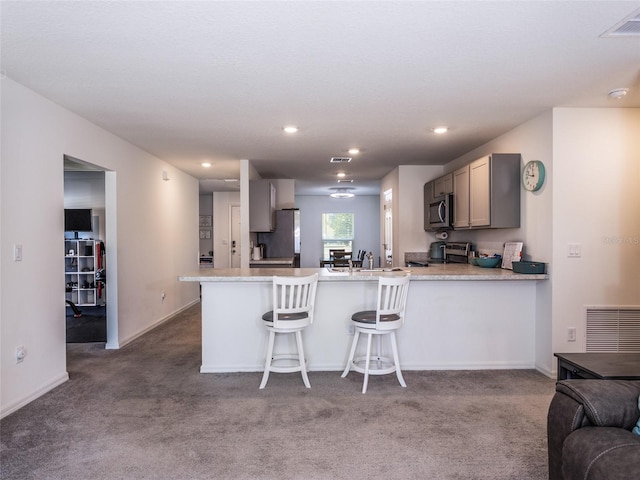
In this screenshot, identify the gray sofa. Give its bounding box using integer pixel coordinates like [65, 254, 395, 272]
[547, 379, 640, 480]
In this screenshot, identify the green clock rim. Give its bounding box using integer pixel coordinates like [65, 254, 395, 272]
[535, 161, 545, 190]
[523, 160, 545, 191]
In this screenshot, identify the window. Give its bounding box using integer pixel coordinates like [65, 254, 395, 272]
[321, 213, 354, 258]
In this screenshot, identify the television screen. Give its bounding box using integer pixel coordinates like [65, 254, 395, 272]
[65, 209, 93, 232]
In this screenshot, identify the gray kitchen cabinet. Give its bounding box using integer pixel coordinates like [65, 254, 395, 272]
[453, 165, 470, 228]
[423, 180, 434, 204]
[453, 153, 520, 229]
[425, 173, 453, 203]
[433, 173, 453, 197]
[469, 155, 491, 226]
[249, 180, 276, 232]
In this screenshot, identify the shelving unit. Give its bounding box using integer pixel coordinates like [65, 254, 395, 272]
[65, 239, 103, 306]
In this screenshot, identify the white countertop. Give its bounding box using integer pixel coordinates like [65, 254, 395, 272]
[179, 264, 548, 282]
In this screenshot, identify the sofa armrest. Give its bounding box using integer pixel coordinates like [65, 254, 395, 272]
[547, 380, 640, 480]
[556, 380, 640, 430]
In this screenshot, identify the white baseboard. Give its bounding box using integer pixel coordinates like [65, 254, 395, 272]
[1, 372, 69, 419]
[115, 299, 200, 349]
[200, 361, 539, 374]
[535, 363, 556, 379]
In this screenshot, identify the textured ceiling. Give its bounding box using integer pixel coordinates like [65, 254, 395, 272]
[2, 1, 639, 195]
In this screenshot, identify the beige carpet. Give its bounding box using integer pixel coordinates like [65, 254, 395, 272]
[0, 303, 556, 479]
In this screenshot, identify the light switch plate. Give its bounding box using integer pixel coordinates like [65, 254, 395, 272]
[13, 244, 23, 261]
[568, 243, 581, 257]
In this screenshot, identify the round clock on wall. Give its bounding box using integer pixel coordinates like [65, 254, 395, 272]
[522, 160, 546, 192]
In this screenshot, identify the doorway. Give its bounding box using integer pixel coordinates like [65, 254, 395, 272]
[230, 204, 241, 267]
[63, 155, 118, 348]
[383, 188, 393, 267]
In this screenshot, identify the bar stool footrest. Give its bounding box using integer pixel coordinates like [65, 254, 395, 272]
[350, 355, 397, 375]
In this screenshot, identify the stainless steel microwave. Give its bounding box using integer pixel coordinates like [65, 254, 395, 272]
[425, 194, 453, 231]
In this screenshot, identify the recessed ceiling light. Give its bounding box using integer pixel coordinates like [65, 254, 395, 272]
[201, 162, 212, 168]
[330, 187, 355, 198]
[336, 172, 346, 178]
[431, 127, 448, 134]
[608, 88, 629, 99]
[348, 148, 360, 155]
[283, 126, 299, 133]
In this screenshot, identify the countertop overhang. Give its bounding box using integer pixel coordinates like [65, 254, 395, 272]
[179, 264, 548, 282]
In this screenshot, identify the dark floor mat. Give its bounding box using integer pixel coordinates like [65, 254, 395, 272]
[66, 306, 106, 343]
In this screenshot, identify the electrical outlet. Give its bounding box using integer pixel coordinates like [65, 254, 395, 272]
[347, 324, 355, 335]
[16, 346, 26, 363]
[567, 327, 577, 342]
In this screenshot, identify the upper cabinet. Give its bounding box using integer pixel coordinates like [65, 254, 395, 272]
[425, 173, 453, 202]
[250, 180, 276, 232]
[453, 153, 521, 230]
[452, 165, 470, 228]
[433, 173, 453, 197]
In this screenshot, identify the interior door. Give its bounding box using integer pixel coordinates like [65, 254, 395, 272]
[383, 189, 393, 267]
[230, 205, 241, 268]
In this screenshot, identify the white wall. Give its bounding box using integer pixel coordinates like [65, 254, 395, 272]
[440, 108, 640, 376]
[397, 165, 445, 263]
[295, 195, 380, 268]
[442, 111, 554, 373]
[381, 165, 445, 267]
[551, 108, 640, 358]
[1, 78, 200, 417]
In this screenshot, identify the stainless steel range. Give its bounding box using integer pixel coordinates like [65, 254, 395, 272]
[444, 242, 472, 264]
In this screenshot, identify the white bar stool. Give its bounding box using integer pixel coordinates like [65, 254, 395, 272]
[341, 275, 411, 393]
[259, 273, 319, 389]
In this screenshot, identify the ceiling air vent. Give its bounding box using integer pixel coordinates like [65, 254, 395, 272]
[338, 179, 354, 184]
[601, 9, 640, 37]
[330, 157, 352, 163]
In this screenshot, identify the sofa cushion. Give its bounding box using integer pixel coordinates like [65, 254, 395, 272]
[556, 380, 640, 430]
[633, 395, 640, 436]
[562, 427, 640, 480]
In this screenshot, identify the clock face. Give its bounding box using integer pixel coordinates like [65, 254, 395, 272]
[522, 160, 545, 192]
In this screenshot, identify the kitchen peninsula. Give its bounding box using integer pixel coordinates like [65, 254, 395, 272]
[179, 266, 548, 374]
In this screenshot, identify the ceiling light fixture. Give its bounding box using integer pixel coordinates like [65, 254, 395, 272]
[431, 126, 448, 134]
[283, 125, 299, 133]
[348, 148, 360, 155]
[330, 187, 355, 199]
[201, 162, 212, 167]
[336, 172, 346, 178]
[608, 88, 629, 99]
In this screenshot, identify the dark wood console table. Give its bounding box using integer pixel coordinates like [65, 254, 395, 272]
[554, 352, 640, 381]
